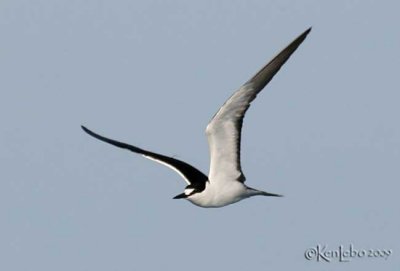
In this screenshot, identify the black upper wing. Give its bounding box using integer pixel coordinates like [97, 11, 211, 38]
[81, 126, 208, 186]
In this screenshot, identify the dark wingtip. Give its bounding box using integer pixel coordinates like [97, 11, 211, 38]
[296, 27, 312, 44]
[80, 125, 105, 142]
[245, 27, 312, 90]
[299, 27, 312, 38]
[81, 125, 94, 136]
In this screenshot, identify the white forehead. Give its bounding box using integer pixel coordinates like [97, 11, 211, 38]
[184, 188, 195, 195]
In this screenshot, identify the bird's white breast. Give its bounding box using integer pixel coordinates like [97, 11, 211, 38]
[187, 180, 248, 208]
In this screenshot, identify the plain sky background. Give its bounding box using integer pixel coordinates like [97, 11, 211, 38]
[1, 0, 399, 270]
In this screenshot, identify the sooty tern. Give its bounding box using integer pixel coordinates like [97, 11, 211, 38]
[82, 28, 311, 208]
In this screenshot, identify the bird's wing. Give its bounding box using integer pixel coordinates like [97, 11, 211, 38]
[206, 28, 311, 183]
[81, 126, 207, 185]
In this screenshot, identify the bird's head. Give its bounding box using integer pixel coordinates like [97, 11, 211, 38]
[173, 185, 200, 199]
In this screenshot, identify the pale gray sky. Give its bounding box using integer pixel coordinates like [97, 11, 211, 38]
[1, 0, 399, 270]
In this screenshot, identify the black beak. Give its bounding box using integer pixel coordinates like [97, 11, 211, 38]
[173, 193, 187, 199]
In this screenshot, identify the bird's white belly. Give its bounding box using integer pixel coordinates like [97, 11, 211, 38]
[187, 181, 248, 208]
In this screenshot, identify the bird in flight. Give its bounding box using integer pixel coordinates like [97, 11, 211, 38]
[82, 28, 311, 208]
